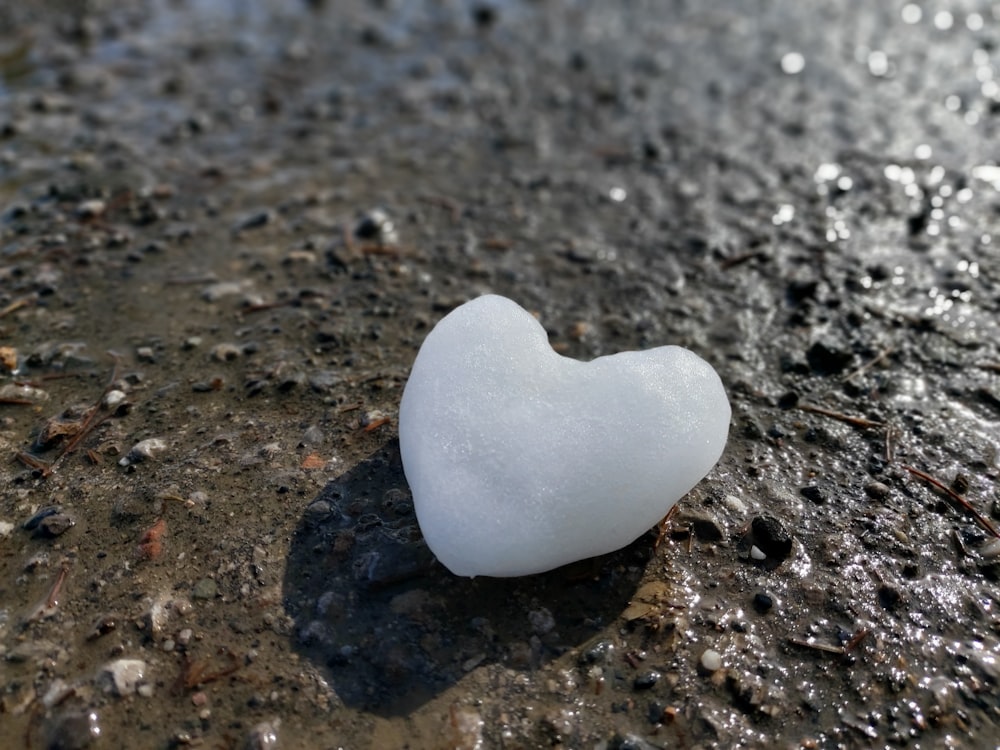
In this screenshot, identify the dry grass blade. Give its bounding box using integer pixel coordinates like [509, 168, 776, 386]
[842, 347, 892, 382]
[903, 465, 1000, 539]
[797, 402, 884, 429]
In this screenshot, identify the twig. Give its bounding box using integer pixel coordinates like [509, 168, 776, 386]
[18, 358, 123, 478]
[797, 403, 884, 429]
[653, 505, 681, 551]
[844, 628, 870, 654]
[902, 465, 1000, 539]
[719, 251, 767, 270]
[843, 347, 892, 381]
[242, 299, 298, 314]
[26, 561, 69, 622]
[789, 637, 845, 655]
[884, 426, 897, 463]
[418, 194, 462, 223]
[0, 295, 35, 318]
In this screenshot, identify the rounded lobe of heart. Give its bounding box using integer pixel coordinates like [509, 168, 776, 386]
[399, 294, 731, 577]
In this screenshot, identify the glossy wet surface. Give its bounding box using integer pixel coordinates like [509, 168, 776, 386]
[1, 1, 999, 747]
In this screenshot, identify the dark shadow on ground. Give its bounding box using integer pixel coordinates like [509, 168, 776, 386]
[283, 440, 651, 715]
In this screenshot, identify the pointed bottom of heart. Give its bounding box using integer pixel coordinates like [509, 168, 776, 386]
[284, 441, 662, 714]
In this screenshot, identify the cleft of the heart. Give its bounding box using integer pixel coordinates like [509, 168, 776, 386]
[399, 294, 731, 577]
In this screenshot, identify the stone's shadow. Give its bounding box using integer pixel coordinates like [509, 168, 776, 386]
[283, 440, 650, 716]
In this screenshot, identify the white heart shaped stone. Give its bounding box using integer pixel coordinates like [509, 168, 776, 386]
[399, 295, 731, 577]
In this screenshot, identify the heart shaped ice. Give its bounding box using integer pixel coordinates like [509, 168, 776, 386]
[399, 295, 731, 577]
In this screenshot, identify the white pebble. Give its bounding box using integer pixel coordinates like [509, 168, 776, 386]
[721, 494, 747, 514]
[700, 648, 723, 672]
[103, 389, 128, 410]
[119, 438, 167, 466]
[98, 658, 147, 696]
[750, 545, 767, 561]
[780, 52, 805, 75]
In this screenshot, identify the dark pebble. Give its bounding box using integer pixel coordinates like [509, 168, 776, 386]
[806, 337, 853, 374]
[752, 592, 773, 613]
[308, 370, 340, 392]
[951, 474, 970, 495]
[579, 638, 616, 665]
[799, 485, 825, 504]
[302, 499, 332, 526]
[633, 670, 661, 690]
[232, 209, 273, 233]
[741, 417, 764, 440]
[38, 513, 75, 537]
[864, 481, 891, 499]
[777, 391, 799, 409]
[779, 351, 810, 375]
[646, 701, 666, 724]
[23, 505, 61, 531]
[277, 371, 305, 391]
[786, 278, 819, 303]
[45, 710, 101, 750]
[472, 4, 498, 27]
[751, 515, 793, 560]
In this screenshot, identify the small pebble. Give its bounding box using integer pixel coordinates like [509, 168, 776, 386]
[202, 280, 250, 302]
[44, 710, 101, 750]
[76, 199, 106, 219]
[0, 345, 18, 373]
[700, 649, 722, 672]
[103, 389, 128, 410]
[38, 512, 75, 537]
[799, 485, 825, 504]
[211, 342, 242, 361]
[119, 437, 167, 466]
[528, 607, 555, 635]
[750, 545, 766, 561]
[98, 658, 147, 696]
[864, 481, 891, 499]
[633, 670, 661, 690]
[751, 515, 793, 560]
[354, 207, 397, 245]
[579, 638, 616, 665]
[721, 494, 747, 514]
[245, 720, 280, 750]
[192, 578, 218, 600]
[23, 505, 61, 531]
[753, 592, 774, 613]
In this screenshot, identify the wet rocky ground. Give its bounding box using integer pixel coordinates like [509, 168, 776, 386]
[2, 0, 1000, 748]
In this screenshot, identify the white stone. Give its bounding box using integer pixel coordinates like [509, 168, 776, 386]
[700, 648, 723, 672]
[399, 295, 731, 577]
[119, 438, 167, 466]
[98, 658, 147, 696]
